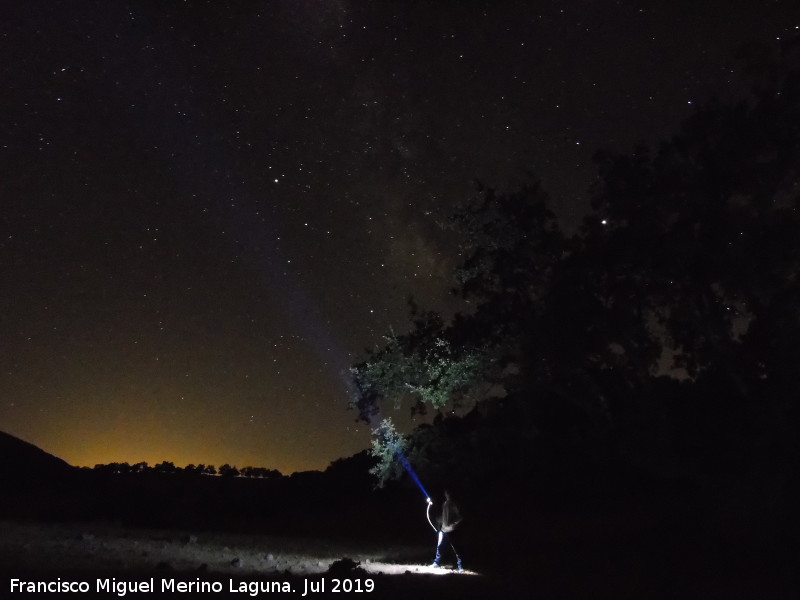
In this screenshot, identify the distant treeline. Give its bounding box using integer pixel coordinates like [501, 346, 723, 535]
[89, 461, 282, 479]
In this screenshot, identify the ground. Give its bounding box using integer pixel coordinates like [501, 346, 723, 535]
[0, 520, 487, 598]
[4, 517, 796, 598]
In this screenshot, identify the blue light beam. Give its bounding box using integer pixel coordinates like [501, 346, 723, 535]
[394, 450, 430, 501]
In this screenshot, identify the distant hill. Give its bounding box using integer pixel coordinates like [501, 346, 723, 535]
[0, 430, 75, 485]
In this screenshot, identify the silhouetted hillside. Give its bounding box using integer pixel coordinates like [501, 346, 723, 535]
[0, 430, 75, 484]
[0, 431, 83, 520]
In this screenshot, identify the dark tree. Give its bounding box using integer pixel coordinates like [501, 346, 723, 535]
[153, 461, 177, 474]
[350, 36, 800, 498]
[218, 464, 239, 478]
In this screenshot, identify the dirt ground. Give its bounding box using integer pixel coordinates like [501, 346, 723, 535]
[6, 518, 793, 599]
[0, 520, 490, 598]
[0, 520, 418, 574]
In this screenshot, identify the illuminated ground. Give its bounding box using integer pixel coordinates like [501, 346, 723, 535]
[362, 562, 477, 576]
[0, 520, 477, 577]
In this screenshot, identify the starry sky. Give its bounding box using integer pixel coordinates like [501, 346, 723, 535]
[1, 1, 796, 473]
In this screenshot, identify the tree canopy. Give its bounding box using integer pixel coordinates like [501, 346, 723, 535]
[350, 37, 800, 495]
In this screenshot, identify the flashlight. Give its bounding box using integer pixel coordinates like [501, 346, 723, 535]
[426, 497, 432, 505]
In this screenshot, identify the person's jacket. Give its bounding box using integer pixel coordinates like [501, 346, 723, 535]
[441, 500, 461, 533]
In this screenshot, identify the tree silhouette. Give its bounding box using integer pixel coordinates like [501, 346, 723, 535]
[218, 464, 239, 478]
[153, 461, 177, 475]
[350, 36, 800, 497]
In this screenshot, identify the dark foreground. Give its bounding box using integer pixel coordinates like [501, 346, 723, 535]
[2, 431, 799, 598]
[1, 515, 798, 600]
[0, 520, 497, 599]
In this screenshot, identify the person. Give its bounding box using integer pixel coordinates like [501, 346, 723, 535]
[430, 489, 463, 571]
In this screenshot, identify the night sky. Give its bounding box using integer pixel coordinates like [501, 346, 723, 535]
[2, 1, 796, 473]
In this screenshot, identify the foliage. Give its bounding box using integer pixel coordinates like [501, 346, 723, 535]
[367, 418, 408, 488]
[351, 317, 494, 420]
[153, 461, 177, 474]
[351, 36, 800, 496]
[218, 464, 240, 478]
[91, 461, 283, 478]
